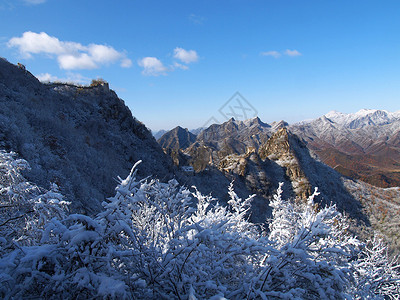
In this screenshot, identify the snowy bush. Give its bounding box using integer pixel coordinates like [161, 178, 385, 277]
[0, 155, 399, 299]
[0, 151, 69, 251]
[98, 162, 267, 299]
[352, 235, 400, 299]
[260, 184, 360, 298]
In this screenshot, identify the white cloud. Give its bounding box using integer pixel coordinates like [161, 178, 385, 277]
[261, 49, 302, 58]
[260, 51, 281, 58]
[88, 44, 121, 63]
[173, 47, 199, 64]
[36, 72, 90, 85]
[138, 47, 199, 76]
[284, 49, 302, 57]
[173, 62, 189, 70]
[58, 53, 98, 70]
[36, 73, 57, 82]
[8, 31, 132, 70]
[138, 57, 167, 76]
[8, 32, 68, 57]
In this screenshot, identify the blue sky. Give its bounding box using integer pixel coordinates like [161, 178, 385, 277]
[1, 0, 400, 131]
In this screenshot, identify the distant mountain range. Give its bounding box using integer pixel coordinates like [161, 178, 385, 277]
[291, 109, 400, 187]
[157, 111, 400, 252]
[157, 117, 365, 209]
[157, 109, 400, 188]
[152, 129, 167, 140]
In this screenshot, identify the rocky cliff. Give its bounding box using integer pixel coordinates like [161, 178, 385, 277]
[259, 128, 312, 199]
[160, 118, 368, 226]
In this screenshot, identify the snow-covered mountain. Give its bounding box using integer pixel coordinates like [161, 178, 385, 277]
[1, 59, 400, 298]
[324, 109, 400, 129]
[0, 58, 176, 213]
[293, 109, 400, 143]
[2, 57, 400, 255]
[290, 109, 400, 187]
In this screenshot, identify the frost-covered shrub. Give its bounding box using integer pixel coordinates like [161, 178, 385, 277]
[352, 235, 400, 299]
[99, 162, 267, 299]
[0, 151, 69, 250]
[0, 157, 399, 299]
[258, 184, 360, 299]
[0, 150, 71, 297]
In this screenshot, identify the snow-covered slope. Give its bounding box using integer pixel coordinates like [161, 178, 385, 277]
[324, 109, 400, 129]
[290, 109, 400, 187]
[296, 109, 400, 139]
[0, 58, 176, 213]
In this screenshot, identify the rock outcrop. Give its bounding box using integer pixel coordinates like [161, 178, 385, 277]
[259, 128, 312, 199]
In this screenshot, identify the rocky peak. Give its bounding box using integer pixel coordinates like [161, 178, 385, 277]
[259, 128, 290, 158]
[243, 116, 270, 128]
[271, 120, 289, 131]
[158, 126, 197, 150]
[259, 128, 312, 198]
